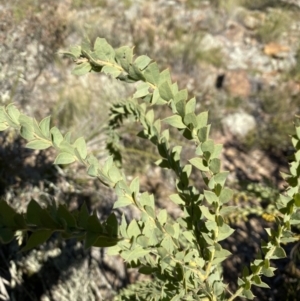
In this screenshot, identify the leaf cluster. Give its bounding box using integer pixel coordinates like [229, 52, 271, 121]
[0, 199, 120, 251]
[0, 38, 299, 300]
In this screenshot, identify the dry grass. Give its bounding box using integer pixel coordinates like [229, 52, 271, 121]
[255, 9, 290, 43]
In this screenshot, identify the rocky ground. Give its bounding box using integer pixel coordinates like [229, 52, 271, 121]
[1, 0, 300, 300]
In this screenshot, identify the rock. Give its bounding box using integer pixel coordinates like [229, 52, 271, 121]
[222, 111, 256, 138]
[276, 54, 297, 71]
[124, 3, 139, 21]
[263, 42, 291, 58]
[199, 33, 224, 51]
[259, 71, 281, 89]
[219, 69, 252, 98]
[243, 15, 260, 30]
[241, 10, 265, 30]
[282, 0, 300, 8]
[285, 80, 300, 96]
[223, 146, 280, 183]
[225, 21, 245, 42]
[226, 46, 249, 69]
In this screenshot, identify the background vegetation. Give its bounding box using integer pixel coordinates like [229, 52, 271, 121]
[1, 0, 300, 300]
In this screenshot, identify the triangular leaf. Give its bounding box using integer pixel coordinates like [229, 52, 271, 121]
[219, 188, 233, 204]
[115, 46, 133, 71]
[94, 37, 115, 62]
[105, 213, 118, 237]
[39, 116, 51, 138]
[0, 228, 15, 244]
[54, 152, 76, 165]
[204, 190, 219, 204]
[159, 81, 174, 101]
[127, 219, 140, 238]
[21, 230, 52, 252]
[113, 196, 132, 209]
[0, 201, 17, 228]
[26, 140, 51, 150]
[157, 209, 167, 225]
[189, 157, 209, 172]
[87, 213, 103, 233]
[26, 200, 43, 226]
[133, 82, 150, 98]
[57, 205, 76, 228]
[163, 115, 186, 129]
[122, 247, 150, 262]
[6, 104, 20, 124]
[50, 127, 64, 147]
[84, 231, 99, 249]
[135, 55, 152, 70]
[169, 194, 185, 205]
[143, 62, 160, 85]
[196, 111, 208, 129]
[102, 65, 121, 78]
[78, 202, 89, 228]
[73, 137, 87, 160]
[185, 97, 196, 114]
[271, 246, 286, 259]
[72, 62, 92, 76]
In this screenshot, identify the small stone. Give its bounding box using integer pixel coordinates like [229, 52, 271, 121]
[220, 69, 252, 98]
[222, 111, 256, 138]
[264, 42, 290, 58]
[199, 33, 224, 51]
[286, 80, 300, 96]
[225, 21, 245, 42]
[243, 15, 259, 30]
[242, 10, 265, 30]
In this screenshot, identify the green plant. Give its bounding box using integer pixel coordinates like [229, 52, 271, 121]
[171, 34, 224, 69]
[284, 45, 300, 82]
[242, 88, 300, 154]
[0, 38, 300, 300]
[241, 0, 294, 10]
[255, 8, 290, 43]
[218, 0, 244, 13]
[226, 183, 280, 224]
[11, 0, 42, 23]
[71, 0, 107, 9]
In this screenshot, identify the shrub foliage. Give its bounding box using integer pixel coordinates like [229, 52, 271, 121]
[0, 38, 300, 300]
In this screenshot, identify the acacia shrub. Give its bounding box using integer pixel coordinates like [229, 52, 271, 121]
[0, 38, 299, 301]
